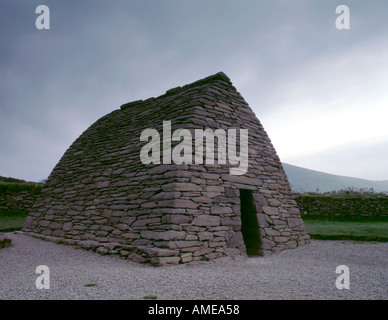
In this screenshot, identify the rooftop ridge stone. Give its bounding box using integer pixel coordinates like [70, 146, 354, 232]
[120, 72, 232, 110]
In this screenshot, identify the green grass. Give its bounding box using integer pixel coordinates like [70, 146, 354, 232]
[302, 216, 388, 242]
[0, 179, 42, 232]
[84, 283, 97, 287]
[0, 182, 43, 194]
[0, 210, 28, 232]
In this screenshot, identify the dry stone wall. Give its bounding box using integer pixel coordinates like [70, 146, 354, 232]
[0, 191, 39, 212]
[295, 195, 388, 218]
[23, 72, 309, 265]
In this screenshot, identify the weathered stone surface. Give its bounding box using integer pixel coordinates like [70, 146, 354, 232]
[63, 222, 73, 231]
[158, 199, 199, 209]
[221, 175, 260, 186]
[192, 196, 213, 203]
[262, 206, 279, 216]
[94, 181, 110, 188]
[257, 214, 270, 228]
[225, 231, 244, 247]
[166, 241, 201, 249]
[78, 240, 99, 250]
[52, 230, 65, 237]
[211, 205, 233, 214]
[140, 230, 186, 241]
[181, 253, 193, 263]
[285, 240, 297, 249]
[288, 218, 303, 228]
[141, 247, 179, 257]
[141, 202, 157, 208]
[116, 223, 129, 230]
[261, 238, 275, 250]
[185, 234, 198, 240]
[49, 222, 63, 229]
[198, 231, 214, 241]
[161, 215, 192, 224]
[264, 228, 280, 236]
[274, 236, 289, 243]
[162, 183, 202, 192]
[153, 256, 181, 266]
[192, 215, 220, 227]
[151, 192, 181, 200]
[272, 219, 287, 225]
[205, 186, 225, 193]
[39, 220, 51, 227]
[224, 248, 241, 257]
[132, 218, 160, 227]
[120, 217, 136, 225]
[193, 248, 214, 256]
[121, 232, 140, 239]
[224, 214, 242, 224]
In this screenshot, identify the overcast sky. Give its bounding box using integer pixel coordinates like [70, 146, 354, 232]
[1, 0, 387, 182]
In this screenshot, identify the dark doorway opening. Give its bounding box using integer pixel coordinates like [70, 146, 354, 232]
[240, 189, 261, 256]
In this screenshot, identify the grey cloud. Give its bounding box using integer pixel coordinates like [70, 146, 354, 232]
[1, 1, 388, 181]
[288, 138, 388, 181]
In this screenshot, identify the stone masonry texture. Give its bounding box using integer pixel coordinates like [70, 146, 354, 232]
[23, 72, 310, 265]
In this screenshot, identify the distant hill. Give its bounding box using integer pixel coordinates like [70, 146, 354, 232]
[283, 163, 388, 193]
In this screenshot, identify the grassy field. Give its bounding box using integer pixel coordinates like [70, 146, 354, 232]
[0, 210, 29, 232]
[0, 178, 42, 232]
[302, 216, 388, 242]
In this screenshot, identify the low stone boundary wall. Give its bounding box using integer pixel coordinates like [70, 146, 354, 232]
[294, 195, 388, 218]
[0, 191, 39, 212]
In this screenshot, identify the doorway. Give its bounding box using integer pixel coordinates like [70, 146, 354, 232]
[240, 189, 261, 256]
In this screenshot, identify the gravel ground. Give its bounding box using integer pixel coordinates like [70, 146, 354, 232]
[0, 231, 387, 300]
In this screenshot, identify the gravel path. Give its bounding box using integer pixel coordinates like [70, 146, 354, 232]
[0, 231, 387, 300]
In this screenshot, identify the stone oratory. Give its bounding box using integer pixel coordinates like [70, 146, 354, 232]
[23, 72, 310, 265]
